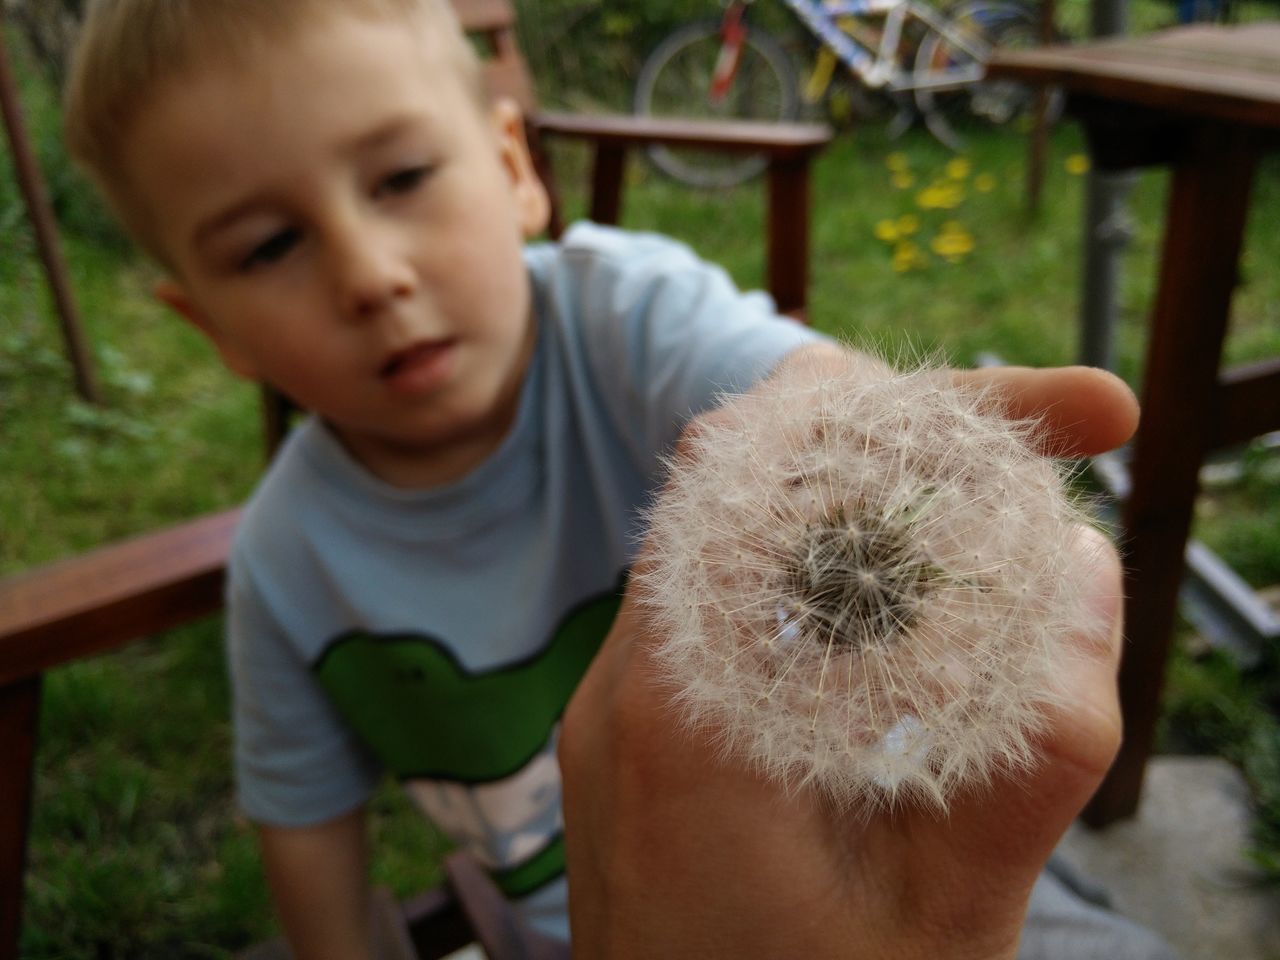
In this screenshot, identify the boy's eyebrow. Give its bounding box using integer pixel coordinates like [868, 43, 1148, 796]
[193, 194, 278, 251]
[340, 113, 425, 154]
[190, 114, 429, 250]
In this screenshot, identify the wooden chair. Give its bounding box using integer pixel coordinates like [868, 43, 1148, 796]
[0, 2, 830, 956]
[474, 0, 829, 319]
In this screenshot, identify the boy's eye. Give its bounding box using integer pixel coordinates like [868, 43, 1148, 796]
[377, 166, 431, 197]
[240, 228, 299, 271]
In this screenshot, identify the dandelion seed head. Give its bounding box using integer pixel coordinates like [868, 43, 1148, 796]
[639, 360, 1099, 813]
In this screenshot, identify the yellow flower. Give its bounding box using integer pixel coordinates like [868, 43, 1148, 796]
[945, 157, 972, 180]
[891, 240, 927, 273]
[874, 219, 900, 243]
[916, 182, 964, 210]
[886, 152, 910, 172]
[892, 171, 916, 190]
[1065, 153, 1091, 175]
[916, 185, 944, 209]
[931, 222, 975, 262]
[974, 173, 997, 193]
[895, 214, 920, 235]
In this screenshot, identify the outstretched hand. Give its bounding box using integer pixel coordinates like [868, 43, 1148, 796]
[558, 363, 1137, 960]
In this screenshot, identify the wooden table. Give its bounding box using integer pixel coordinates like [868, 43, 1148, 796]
[988, 24, 1280, 826]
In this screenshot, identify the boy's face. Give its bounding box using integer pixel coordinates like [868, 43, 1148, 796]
[127, 12, 549, 486]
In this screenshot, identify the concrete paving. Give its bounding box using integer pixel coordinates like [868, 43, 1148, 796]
[1057, 755, 1280, 960]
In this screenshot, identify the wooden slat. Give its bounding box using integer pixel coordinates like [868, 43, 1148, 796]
[0, 677, 39, 960]
[589, 143, 627, 225]
[451, 0, 516, 32]
[442, 853, 570, 960]
[0, 508, 240, 686]
[1208, 357, 1280, 452]
[0, 7, 100, 404]
[535, 111, 832, 155]
[370, 888, 421, 960]
[483, 58, 536, 114]
[767, 157, 811, 318]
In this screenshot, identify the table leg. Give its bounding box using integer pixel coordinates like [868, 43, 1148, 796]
[1083, 125, 1259, 826]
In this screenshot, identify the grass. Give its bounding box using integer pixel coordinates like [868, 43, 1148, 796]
[4, 8, 1280, 957]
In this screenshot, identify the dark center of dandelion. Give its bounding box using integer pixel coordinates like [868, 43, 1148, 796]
[782, 510, 932, 651]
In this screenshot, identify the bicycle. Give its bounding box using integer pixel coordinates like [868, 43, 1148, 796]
[634, 0, 1058, 187]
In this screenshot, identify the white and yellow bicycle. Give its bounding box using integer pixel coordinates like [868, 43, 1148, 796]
[634, 0, 1062, 187]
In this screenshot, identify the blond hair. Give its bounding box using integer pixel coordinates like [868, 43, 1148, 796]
[64, 0, 485, 257]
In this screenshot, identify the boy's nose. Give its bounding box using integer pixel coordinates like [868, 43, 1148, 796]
[330, 226, 418, 320]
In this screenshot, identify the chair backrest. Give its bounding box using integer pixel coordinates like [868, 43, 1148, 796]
[451, 0, 561, 221]
[452, 0, 538, 115]
[451, 0, 561, 228]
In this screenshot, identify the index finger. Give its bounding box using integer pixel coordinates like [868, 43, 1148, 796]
[953, 365, 1140, 459]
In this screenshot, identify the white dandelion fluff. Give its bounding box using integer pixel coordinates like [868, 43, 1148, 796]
[640, 357, 1101, 813]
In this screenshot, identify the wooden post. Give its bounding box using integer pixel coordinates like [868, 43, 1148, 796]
[766, 154, 810, 320]
[0, 12, 101, 404]
[589, 142, 627, 227]
[1025, 0, 1056, 211]
[0, 677, 41, 960]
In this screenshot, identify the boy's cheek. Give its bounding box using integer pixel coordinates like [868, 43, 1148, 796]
[154, 281, 265, 382]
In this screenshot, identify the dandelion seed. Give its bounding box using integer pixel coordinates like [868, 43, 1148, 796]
[640, 359, 1098, 813]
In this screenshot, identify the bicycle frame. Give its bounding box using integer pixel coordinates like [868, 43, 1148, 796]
[724, 0, 992, 94]
[709, 2, 751, 101]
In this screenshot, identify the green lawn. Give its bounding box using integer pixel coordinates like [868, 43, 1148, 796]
[4, 15, 1280, 959]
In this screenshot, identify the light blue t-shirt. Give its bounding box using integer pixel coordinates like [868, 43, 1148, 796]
[225, 222, 824, 939]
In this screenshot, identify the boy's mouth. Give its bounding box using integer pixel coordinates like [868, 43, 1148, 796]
[380, 338, 454, 379]
[379, 338, 457, 393]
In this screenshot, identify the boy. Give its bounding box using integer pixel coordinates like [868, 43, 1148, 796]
[64, 1, 1174, 958]
[64, 0, 822, 950]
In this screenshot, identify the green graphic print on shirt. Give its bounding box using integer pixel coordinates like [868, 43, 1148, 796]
[313, 584, 623, 898]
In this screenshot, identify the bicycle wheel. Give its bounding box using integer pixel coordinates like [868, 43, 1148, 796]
[634, 20, 800, 189]
[913, 1, 1062, 149]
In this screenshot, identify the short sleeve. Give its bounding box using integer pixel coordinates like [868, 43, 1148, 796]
[544, 223, 828, 469]
[227, 547, 383, 826]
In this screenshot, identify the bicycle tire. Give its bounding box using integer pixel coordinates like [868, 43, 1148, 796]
[913, 1, 1063, 150]
[634, 20, 800, 189]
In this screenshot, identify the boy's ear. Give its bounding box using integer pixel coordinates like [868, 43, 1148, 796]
[490, 97, 551, 238]
[154, 279, 261, 382]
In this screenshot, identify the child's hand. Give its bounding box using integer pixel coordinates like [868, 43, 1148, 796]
[558, 363, 1137, 960]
